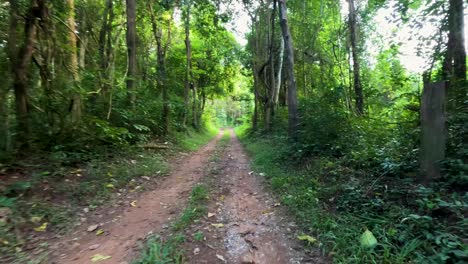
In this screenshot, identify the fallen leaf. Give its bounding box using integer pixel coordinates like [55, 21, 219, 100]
[96, 229, 104, 236]
[87, 224, 99, 232]
[130, 201, 137, 207]
[211, 223, 224, 228]
[360, 229, 377, 249]
[207, 213, 216, 218]
[297, 234, 317, 244]
[91, 254, 111, 262]
[216, 254, 225, 262]
[193, 247, 200, 255]
[34, 222, 48, 232]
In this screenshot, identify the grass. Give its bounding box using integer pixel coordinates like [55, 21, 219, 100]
[172, 184, 209, 231]
[132, 235, 185, 264]
[134, 184, 210, 264]
[234, 127, 467, 264]
[176, 122, 219, 151]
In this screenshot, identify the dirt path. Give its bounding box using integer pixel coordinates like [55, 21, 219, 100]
[50, 132, 223, 264]
[50, 129, 326, 264]
[181, 129, 325, 264]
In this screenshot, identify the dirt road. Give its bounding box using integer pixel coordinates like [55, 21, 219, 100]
[50, 129, 324, 263]
[180, 130, 324, 264]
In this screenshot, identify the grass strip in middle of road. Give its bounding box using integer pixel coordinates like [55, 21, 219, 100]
[133, 130, 232, 264]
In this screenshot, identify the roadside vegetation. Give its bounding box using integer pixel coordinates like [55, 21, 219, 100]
[236, 120, 466, 263]
[234, 0, 466, 263]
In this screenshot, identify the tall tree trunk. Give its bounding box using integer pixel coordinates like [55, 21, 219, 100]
[278, 0, 298, 139]
[448, 0, 466, 82]
[251, 16, 259, 131]
[348, 0, 364, 115]
[443, 0, 466, 111]
[150, 3, 172, 135]
[253, 64, 259, 131]
[67, 0, 82, 124]
[8, 0, 41, 149]
[0, 90, 9, 152]
[265, 0, 277, 131]
[444, 0, 466, 85]
[192, 85, 198, 128]
[126, 0, 137, 106]
[78, 8, 87, 70]
[273, 37, 284, 105]
[183, 0, 192, 129]
[99, 0, 112, 97]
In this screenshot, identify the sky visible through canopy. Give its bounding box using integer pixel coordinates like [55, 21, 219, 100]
[223, 0, 468, 73]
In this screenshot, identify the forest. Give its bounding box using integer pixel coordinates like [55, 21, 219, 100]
[0, 0, 466, 263]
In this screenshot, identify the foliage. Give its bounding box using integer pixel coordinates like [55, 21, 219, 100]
[237, 129, 467, 263]
[133, 235, 185, 264]
[172, 183, 209, 231]
[175, 120, 219, 151]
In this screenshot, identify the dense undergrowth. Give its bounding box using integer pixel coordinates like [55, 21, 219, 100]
[0, 124, 218, 263]
[235, 117, 467, 263]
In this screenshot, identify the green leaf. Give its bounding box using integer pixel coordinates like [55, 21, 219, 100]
[91, 254, 111, 262]
[360, 229, 378, 248]
[34, 222, 48, 232]
[297, 234, 317, 243]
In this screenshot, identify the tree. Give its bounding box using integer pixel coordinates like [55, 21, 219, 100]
[67, 0, 82, 124]
[182, 0, 193, 129]
[98, 0, 115, 116]
[265, 0, 277, 131]
[278, 0, 298, 139]
[126, 0, 137, 106]
[149, 2, 173, 135]
[444, 0, 466, 83]
[8, 0, 45, 149]
[348, 0, 364, 115]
